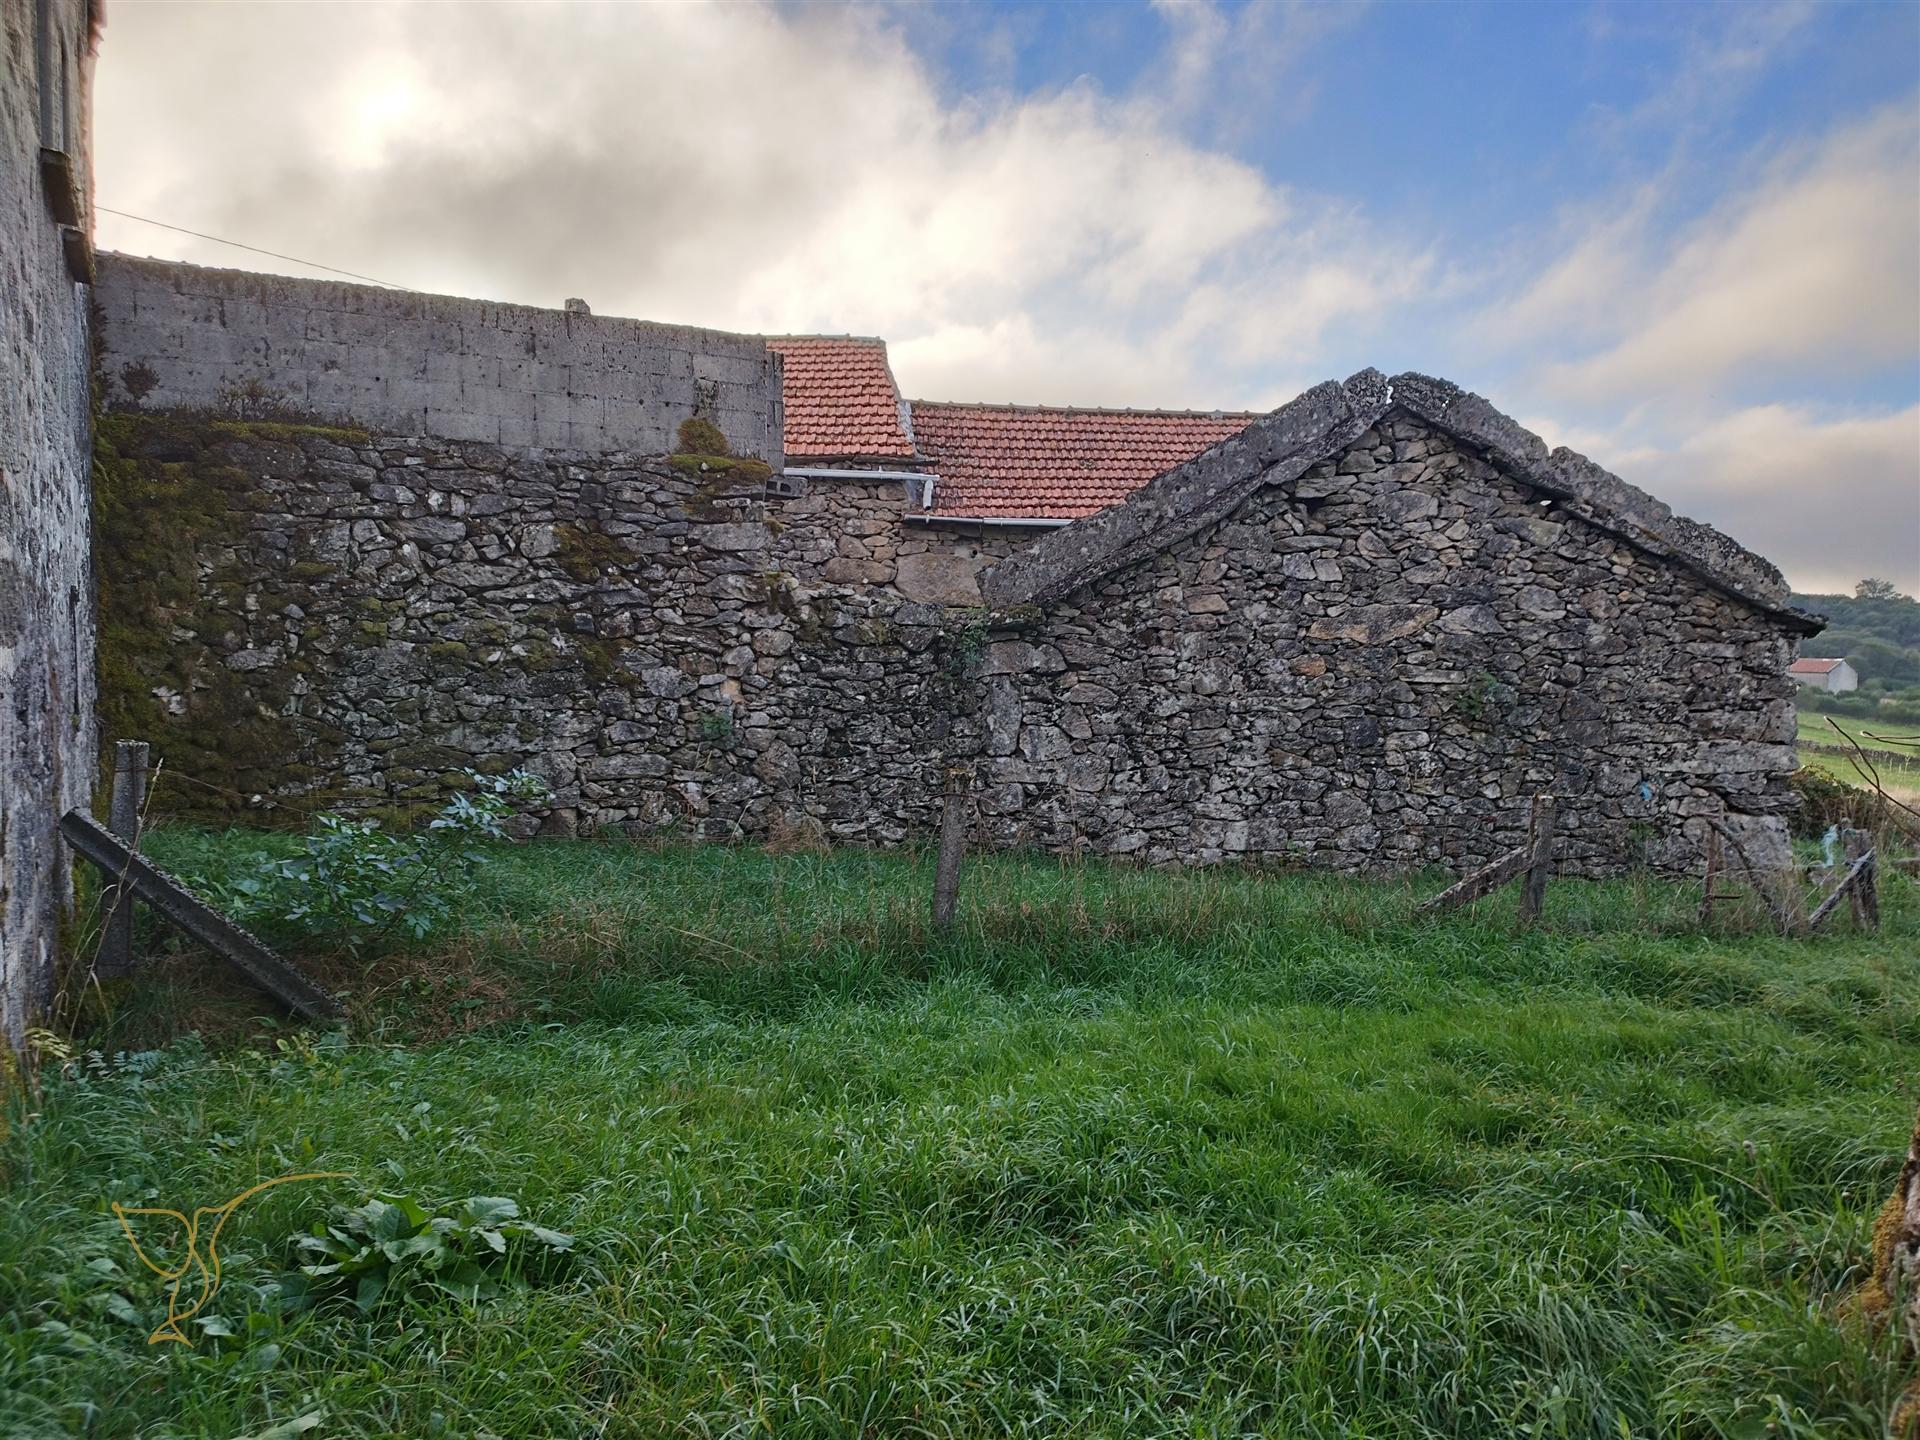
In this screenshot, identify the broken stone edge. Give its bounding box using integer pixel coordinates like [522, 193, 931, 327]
[979, 368, 1825, 636]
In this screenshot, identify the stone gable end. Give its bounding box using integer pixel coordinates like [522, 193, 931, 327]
[973, 412, 1797, 875]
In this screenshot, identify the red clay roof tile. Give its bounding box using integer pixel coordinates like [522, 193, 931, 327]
[911, 402, 1257, 520]
[766, 336, 916, 461]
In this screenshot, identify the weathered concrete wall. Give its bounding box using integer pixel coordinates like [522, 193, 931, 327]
[2, 0, 97, 1045]
[93, 411, 1802, 877]
[94, 254, 783, 462]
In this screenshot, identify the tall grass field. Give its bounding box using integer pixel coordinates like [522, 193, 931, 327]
[4, 833, 1916, 1438]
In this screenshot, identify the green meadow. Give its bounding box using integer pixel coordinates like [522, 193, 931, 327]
[3, 834, 1915, 1438]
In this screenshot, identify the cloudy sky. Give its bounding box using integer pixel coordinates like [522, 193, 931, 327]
[94, 0, 1919, 594]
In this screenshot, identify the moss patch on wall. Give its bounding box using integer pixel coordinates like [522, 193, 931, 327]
[91, 413, 356, 823]
[668, 454, 773, 485]
[553, 523, 628, 583]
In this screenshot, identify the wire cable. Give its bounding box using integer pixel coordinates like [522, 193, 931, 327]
[95, 206, 415, 290]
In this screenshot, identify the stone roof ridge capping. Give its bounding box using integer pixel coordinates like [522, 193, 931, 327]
[981, 368, 1823, 634]
[979, 368, 1393, 606]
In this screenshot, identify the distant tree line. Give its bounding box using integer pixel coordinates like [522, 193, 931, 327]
[1791, 580, 1920, 723]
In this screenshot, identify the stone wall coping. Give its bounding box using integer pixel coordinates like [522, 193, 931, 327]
[980, 368, 1824, 635]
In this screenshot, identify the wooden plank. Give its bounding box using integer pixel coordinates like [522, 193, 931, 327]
[97, 740, 150, 979]
[61, 810, 343, 1021]
[1843, 828, 1880, 932]
[1809, 849, 1875, 931]
[932, 766, 969, 929]
[1419, 844, 1531, 914]
[1518, 794, 1557, 925]
[1707, 816, 1802, 938]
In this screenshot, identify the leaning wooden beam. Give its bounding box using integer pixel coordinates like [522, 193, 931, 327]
[1808, 849, 1876, 932]
[1419, 844, 1531, 914]
[60, 810, 343, 1021]
[1707, 816, 1802, 938]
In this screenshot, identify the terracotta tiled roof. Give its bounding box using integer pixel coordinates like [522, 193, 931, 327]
[765, 336, 916, 462]
[911, 402, 1257, 520]
[1788, 657, 1846, 674]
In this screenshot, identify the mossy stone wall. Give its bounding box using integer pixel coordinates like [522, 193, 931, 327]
[91, 419, 971, 842]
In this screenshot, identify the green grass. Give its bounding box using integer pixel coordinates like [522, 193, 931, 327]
[6, 834, 1918, 1438]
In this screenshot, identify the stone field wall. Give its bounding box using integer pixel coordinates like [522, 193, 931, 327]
[2, 0, 96, 1045]
[95, 409, 1803, 877]
[94, 254, 783, 462]
[93, 416, 967, 846]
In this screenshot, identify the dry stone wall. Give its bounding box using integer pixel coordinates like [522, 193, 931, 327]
[2, 0, 96, 1045]
[774, 472, 1031, 605]
[977, 413, 1799, 876]
[95, 408, 1803, 879]
[94, 254, 782, 463]
[94, 418, 967, 846]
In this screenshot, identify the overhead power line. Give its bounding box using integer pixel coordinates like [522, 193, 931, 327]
[94, 206, 415, 290]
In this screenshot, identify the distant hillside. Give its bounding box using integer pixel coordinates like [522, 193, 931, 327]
[1791, 582, 1920, 686]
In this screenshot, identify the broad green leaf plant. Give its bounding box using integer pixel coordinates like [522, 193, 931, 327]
[188, 769, 550, 949]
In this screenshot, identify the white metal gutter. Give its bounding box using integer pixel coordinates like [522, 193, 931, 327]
[903, 515, 1073, 529]
[782, 467, 933, 482]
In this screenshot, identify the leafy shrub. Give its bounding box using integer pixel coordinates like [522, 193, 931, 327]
[1786, 765, 1915, 840]
[190, 769, 548, 946]
[283, 1192, 574, 1313]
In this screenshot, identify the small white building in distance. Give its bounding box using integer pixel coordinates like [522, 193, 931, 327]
[1788, 657, 1859, 693]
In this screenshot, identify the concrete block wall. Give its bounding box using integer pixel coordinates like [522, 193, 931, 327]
[94, 254, 783, 462]
[2, 0, 98, 1046]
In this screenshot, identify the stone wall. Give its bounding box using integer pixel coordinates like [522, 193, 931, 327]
[2, 0, 97, 1045]
[94, 408, 1803, 879]
[94, 254, 783, 462]
[975, 413, 1800, 876]
[92, 417, 966, 845]
[775, 471, 1033, 605]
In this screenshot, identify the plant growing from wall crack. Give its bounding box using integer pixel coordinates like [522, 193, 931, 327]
[1454, 670, 1517, 725]
[939, 611, 991, 682]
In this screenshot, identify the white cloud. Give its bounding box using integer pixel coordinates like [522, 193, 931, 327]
[1504, 103, 1920, 401]
[85, 1, 1917, 592]
[1530, 403, 1920, 595]
[92, 0, 1409, 409]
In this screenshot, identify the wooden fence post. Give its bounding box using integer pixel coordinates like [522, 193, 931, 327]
[1844, 826, 1881, 932]
[1518, 793, 1556, 925]
[1697, 828, 1723, 926]
[932, 765, 970, 930]
[97, 739, 150, 978]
